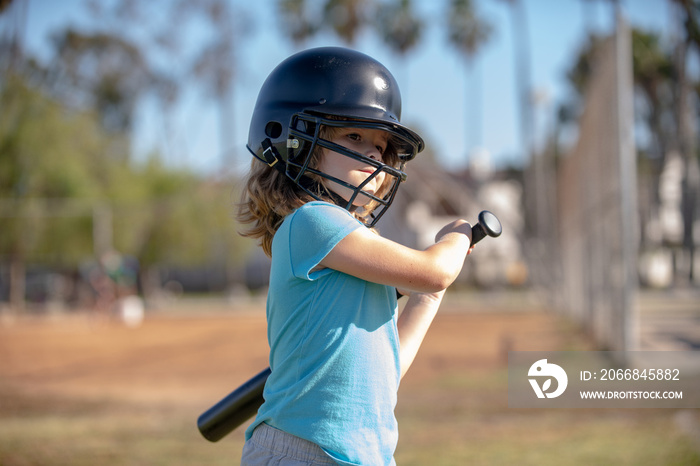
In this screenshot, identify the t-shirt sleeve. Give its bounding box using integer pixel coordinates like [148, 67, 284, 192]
[287, 203, 362, 280]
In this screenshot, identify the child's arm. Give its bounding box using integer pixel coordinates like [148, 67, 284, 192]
[396, 290, 445, 378]
[319, 219, 473, 293]
[396, 230, 475, 378]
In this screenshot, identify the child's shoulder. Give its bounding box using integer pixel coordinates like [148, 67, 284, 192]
[286, 201, 360, 232]
[294, 201, 353, 218]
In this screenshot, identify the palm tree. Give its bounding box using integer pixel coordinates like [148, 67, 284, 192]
[188, 1, 243, 172]
[376, 0, 424, 57]
[445, 0, 492, 161]
[276, 0, 375, 47]
[670, 0, 699, 283]
[375, 0, 424, 93]
[323, 0, 372, 45]
[277, 0, 320, 47]
[497, 0, 533, 162]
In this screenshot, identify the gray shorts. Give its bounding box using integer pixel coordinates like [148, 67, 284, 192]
[240, 423, 337, 465]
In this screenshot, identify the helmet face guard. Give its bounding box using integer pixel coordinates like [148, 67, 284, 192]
[247, 47, 424, 227]
[285, 113, 411, 227]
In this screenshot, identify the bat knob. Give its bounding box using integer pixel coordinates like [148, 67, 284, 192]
[471, 210, 502, 245]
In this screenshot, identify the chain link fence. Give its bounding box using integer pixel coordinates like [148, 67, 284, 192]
[541, 17, 639, 351]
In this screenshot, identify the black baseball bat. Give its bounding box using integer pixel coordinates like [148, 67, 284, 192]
[197, 367, 271, 442]
[197, 211, 502, 442]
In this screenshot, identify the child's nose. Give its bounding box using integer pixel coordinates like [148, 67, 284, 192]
[365, 146, 381, 161]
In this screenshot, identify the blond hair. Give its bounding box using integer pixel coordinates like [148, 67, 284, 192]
[237, 124, 400, 257]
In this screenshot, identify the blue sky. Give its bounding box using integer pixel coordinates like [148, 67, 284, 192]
[22, 0, 673, 174]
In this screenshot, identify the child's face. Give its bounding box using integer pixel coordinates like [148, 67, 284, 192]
[318, 127, 391, 207]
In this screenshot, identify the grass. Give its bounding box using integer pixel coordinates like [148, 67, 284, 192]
[5, 374, 694, 466]
[1, 295, 699, 465]
[0, 393, 246, 466]
[394, 369, 700, 466]
[3, 407, 696, 466]
[397, 409, 700, 465]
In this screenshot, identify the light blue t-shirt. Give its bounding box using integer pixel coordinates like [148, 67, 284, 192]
[245, 201, 400, 465]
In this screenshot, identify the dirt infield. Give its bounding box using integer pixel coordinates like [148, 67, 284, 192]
[1, 292, 699, 465]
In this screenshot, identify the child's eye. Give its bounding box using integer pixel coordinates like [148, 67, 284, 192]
[346, 133, 361, 141]
[376, 145, 385, 155]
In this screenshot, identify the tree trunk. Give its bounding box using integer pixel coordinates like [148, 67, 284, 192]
[675, 30, 698, 284]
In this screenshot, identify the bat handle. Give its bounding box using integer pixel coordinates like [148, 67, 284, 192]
[197, 366, 271, 442]
[471, 210, 502, 245]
